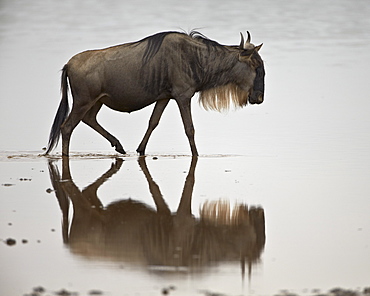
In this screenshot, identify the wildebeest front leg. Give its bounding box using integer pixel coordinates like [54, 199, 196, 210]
[82, 102, 126, 154]
[176, 99, 199, 156]
[136, 99, 170, 155]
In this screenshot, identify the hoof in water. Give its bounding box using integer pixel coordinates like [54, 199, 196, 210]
[136, 149, 145, 156]
[115, 147, 126, 155]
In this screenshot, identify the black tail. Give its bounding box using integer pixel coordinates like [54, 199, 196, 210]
[45, 64, 70, 155]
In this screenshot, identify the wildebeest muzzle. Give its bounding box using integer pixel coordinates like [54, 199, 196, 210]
[249, 65, 265, 104]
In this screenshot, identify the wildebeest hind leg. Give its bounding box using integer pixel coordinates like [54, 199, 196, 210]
[136, 99, 170, 155]
[82, 102, 126, 154]
[61, 103, 92, 156]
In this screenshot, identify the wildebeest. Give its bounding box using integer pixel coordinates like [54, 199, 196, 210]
[45, 31, 265, 156]
[48, 156, 265, 275]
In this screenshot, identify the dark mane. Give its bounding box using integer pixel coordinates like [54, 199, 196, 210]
[141, 31, 227, 64]
[188, 30, 226, 49]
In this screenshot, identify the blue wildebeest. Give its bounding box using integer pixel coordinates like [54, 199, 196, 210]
[45, 31, 265, 156]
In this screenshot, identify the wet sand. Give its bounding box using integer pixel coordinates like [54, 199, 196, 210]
[20, 286, 370, 296]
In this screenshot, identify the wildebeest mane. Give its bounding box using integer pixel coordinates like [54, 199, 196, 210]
[189, 30, 226, 49]
[140, 31, 226, 65]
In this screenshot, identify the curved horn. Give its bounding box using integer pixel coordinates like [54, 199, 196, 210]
[239, 32, 245, 49]
[246, 31, 251, 43]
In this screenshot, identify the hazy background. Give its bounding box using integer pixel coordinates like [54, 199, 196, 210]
[1, 0, 369, 156]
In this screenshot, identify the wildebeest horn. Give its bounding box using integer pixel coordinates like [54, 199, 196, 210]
[246, 31, 251, 43]
[239, 32, 244, 49]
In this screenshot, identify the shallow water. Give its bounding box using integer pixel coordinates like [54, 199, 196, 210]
[1, 0, 370, 295]
[1, 153, 369, 296]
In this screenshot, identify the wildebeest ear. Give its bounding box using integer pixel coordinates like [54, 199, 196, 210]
[255, 43, 263, 52]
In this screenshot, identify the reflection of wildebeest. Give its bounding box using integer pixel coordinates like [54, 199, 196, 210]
[48, 157, 265, 276]
[45, 31, 265, 156]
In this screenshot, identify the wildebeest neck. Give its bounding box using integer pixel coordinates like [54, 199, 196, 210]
[140, 32, 240, 95]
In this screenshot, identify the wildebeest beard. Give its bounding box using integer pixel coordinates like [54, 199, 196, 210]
[198, 83, 250, 111]
[198, 64, 265, 110]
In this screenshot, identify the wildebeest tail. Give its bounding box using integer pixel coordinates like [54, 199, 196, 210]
[45, 64, 70, 154]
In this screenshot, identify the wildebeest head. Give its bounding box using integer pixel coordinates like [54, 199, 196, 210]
[238, 31, 265, 105]
[199, 31, 265, 111]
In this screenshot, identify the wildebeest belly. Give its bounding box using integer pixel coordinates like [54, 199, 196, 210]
[99, 86, 171, 113]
